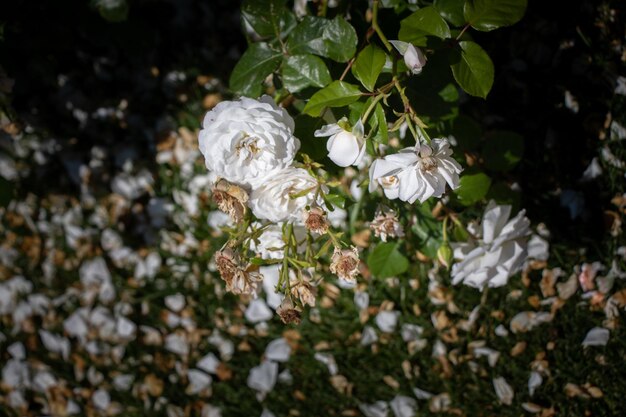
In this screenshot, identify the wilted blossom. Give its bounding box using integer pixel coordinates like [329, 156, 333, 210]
[369, 139, 462, 203]
[330, 246, 360, 283]
[304, 206, 329, 235]
[289, 270, 317, 307]
[315, 118, 366, 167]
[451, 201, 530, 289]
[390, 40, 427, 75]
[276, 298, 302, 324]
[198, 96, 300, 188]
[214, 248, 263, 296]
[212, 179, 248, 223]
[370, 208, 404, 242]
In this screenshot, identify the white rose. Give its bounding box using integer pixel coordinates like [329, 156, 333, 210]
[390, 40, 427, 75]
[250, 224, 285, 260]
[369, 139, 462, 203]
[451, 201, 530, 289]
[314, 118, 366, 167]
[249, 167, 320, 223]
[198, 96, 300, 188]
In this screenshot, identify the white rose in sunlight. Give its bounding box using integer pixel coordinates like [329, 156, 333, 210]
[451, 201, 530, 289]
[390, 40, 427, 75]
[369, 139, 462, 203]
[249, 167, 320, 223]
[315, 118, 366, 167]
[198, 96, 300, 188]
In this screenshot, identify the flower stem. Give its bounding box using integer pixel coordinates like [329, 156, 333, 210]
[361, 93, 386, 125]
[372, 0, 392, 52]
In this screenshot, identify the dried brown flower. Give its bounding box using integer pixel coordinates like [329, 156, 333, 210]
[370, 209, 404, 242]
[212, 179, 248, 222]
[277, 298, 302, 324]
[330, 246, 360, 283]
[290, 270, 317, 307]
[304, 206, 329, 235]
[215, 248, 262, 296]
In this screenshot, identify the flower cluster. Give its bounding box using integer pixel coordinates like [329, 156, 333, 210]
[199, 96, 319, 224]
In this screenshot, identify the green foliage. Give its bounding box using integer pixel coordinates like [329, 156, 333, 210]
[398, 6, 451, 46]
[241, 0, 296, 39]
[464, 0, 528, 32]
[455, 170, 492, 205]
[282, 54, 332, 92]
[367, 242, 409, 278]
[229, 43, 282, 97]
[287, 16, 358, 62]
[434, 0, 467, 26]
[450, 40, 494, 98]
[302, 81, 362, 117]
[352, 44, 387, 92]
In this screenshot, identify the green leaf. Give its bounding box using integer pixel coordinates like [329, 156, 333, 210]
[482, 130, 524, 171]
[464, 0, 528, 32]
[302, 81, 362, 117]
[367, 242, 409, 279]
[455, 171, 492, 206]
[241, 0, 296, 39]
[282, 54, 331, 92]
[373, 103, 388, 144]
[97, 0, 129, 22]
[287, 16, 357, 62]
[434, 0, 466, 26]
[398, 6, 451, 46]
[352, 44, 386, 92]
[323, 193, 346, 210]
[449, 41, 494, 98]
[230, 43, 282, 97]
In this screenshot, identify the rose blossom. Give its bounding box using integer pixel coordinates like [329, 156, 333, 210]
[250, 224, 285, 260]
[369, 139, 462, 204]
[314, 118, 366, 167]
[370, 208, 404, 242]
[248, 167, 320, 223]
[212, 179, 249, 222]
[390, 40, 427, 75]
[451, 201, 530, 289]
[198, 96, 300, 188]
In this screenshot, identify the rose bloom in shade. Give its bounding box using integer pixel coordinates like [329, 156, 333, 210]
[451, 201, 530, 289]
[314, 118, 366, 167]
[390, 40, 427, 75]
[369, 139, 462, 204]
[198, 95, 300, 188]
[248, 167, 320, 223]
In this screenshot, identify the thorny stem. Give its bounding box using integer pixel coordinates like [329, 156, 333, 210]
[394, 79, 431, 144]
[280, 223, 295, 293]
[372, 0, 392, 52]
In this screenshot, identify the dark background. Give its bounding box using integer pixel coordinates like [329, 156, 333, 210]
[1, 0, 624, 251]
